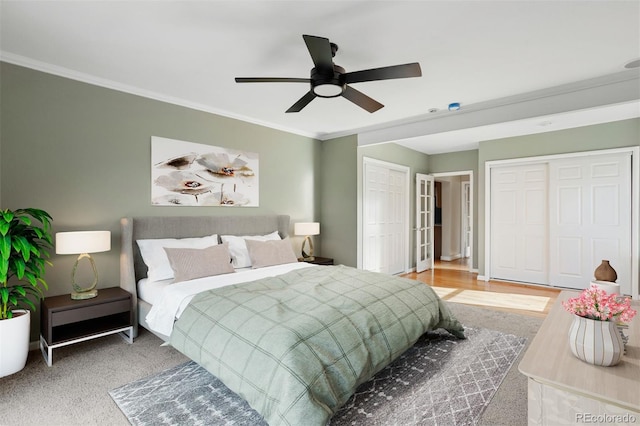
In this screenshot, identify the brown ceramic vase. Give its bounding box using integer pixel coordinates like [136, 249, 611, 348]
[594, 260, 617, 282]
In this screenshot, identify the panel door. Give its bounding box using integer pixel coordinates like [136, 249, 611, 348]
[363, 160, 408, 274]
[490, 163, 548, 284]
[549, 153, 632, 294]
[415, 173, 434, 273]
[387, 169, 407, 275]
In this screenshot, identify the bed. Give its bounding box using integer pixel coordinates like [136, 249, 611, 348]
[120, 214, 464, 426]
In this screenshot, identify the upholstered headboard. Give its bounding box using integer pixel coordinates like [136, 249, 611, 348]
[120, 215, 290, 335]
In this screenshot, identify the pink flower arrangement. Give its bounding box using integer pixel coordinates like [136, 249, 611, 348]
[563, 284, 637, 323]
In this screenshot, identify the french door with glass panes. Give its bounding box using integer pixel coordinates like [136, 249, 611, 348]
[415, 173, 434, 273]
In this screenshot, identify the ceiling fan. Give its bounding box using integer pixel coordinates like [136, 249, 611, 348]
[235, 34, 422, 113]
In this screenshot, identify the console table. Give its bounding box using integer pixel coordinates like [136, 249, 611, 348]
[519, 291, 639, 424]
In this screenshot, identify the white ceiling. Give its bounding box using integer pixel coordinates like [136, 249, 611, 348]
[1, 1, 639, 154]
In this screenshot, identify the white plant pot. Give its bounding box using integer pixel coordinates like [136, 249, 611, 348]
[568, 314, 624, 367]
[0, 310, 30, 378]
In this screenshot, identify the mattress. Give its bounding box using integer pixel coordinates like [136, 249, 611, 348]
[143, 261, 314, 336]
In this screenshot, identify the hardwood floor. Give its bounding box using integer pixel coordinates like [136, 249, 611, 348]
[404, 259, 560, 318]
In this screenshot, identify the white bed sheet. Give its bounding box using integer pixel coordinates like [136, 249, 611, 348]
[144, 262, 314, 336]
[138, 277, 172, 307]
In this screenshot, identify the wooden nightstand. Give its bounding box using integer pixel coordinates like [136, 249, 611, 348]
[299, 256, 334, 265]
[39, 287, 134, 366]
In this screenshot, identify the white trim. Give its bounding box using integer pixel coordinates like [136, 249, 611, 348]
[485, 146, 635, 167]
[361, 157, 411, 274]
[461, 180, 472, 259]
[632, 148, 640, 300]
[440, 254, 462, 261]
[484, 146, 640, 299]
[357, 70, 640, 147]
[432, 170, 474, 273]
[0, 52, 320, 140]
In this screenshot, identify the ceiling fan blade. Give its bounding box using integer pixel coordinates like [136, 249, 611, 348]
[235, 77, 310, 83]
[303, 35, 334, 70]
[344, 62, 422, 84]
[342, 86, 384, 113]
[286, 91, 317, 113]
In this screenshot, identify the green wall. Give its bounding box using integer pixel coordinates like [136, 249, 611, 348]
[3, 60, 638, 340]
[352, 119, 639, 276]
[320, 135, 358, 267]
[0, 62, 322, 339]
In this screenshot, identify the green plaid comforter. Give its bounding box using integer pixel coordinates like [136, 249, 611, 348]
[170, 265, 465, 426]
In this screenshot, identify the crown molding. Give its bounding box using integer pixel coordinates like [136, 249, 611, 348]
[0, 51, 321, 140]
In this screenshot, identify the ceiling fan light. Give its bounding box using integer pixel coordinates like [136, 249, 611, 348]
[313, 83, 344, 98]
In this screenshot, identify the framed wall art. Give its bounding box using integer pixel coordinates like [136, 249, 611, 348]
[151, 136, 259, 207]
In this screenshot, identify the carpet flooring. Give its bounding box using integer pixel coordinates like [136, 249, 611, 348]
[1, 302, 542, 425]
[109, 327, 526, 426]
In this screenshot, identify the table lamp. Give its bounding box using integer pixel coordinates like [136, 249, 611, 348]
[55, 231, 111, 300]
[294, 222, 320, 260]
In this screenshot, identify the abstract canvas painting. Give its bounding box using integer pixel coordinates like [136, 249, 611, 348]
[151, 136, 259, 206]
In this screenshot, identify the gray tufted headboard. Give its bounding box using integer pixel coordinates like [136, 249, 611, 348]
[120, 215, 290, 337]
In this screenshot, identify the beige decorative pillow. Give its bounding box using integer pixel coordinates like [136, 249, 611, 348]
[221, 231, 281, 268]
[163, 243, 234, 283]
[245, 238, 298, 269]
[137, 234, 219, 282]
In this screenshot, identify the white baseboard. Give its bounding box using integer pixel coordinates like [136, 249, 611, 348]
[440, 253, 462, 262]
[477, 275, 489, 281]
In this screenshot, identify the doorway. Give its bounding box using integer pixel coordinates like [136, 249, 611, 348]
[432, 171, 474, 273]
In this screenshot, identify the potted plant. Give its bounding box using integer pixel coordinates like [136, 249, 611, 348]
[562, 285, 637, 367]
[0, 208, 52, 377]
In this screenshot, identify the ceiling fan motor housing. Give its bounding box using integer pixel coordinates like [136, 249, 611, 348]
[311, 65, 345, 98]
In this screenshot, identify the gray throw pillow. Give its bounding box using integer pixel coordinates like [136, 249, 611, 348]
[245, 239, 298, 269]
[163, 243, 234, 283]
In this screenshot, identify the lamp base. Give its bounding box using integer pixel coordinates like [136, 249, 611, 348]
[301, 236, 314, 260]
[71, 289, 98, 300]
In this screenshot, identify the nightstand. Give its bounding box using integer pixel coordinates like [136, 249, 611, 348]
[40, 287, 133, 366]
[299, 256, 334, 265]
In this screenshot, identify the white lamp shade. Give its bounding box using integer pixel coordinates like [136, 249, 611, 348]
[56, 231, 111, 255]
[294, 222, 320, 236]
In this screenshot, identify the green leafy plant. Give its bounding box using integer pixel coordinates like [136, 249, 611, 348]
[0, 208, 53, 320]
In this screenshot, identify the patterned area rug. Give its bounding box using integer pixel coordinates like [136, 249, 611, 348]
[109, 327, 525, 426]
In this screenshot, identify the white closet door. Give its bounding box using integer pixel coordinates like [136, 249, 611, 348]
[549, 153, 632, 294]
[490, 164, 548, 284]
[387, 169, 407, 274]
[363, 159, 408, 275]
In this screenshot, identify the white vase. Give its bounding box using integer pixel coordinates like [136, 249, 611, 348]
[568, 314, 624, 367]
[0, 310, 30, 377]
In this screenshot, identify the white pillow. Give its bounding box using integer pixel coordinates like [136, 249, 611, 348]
[221, 231, 281, 268]
[136, 234, 218, 282]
